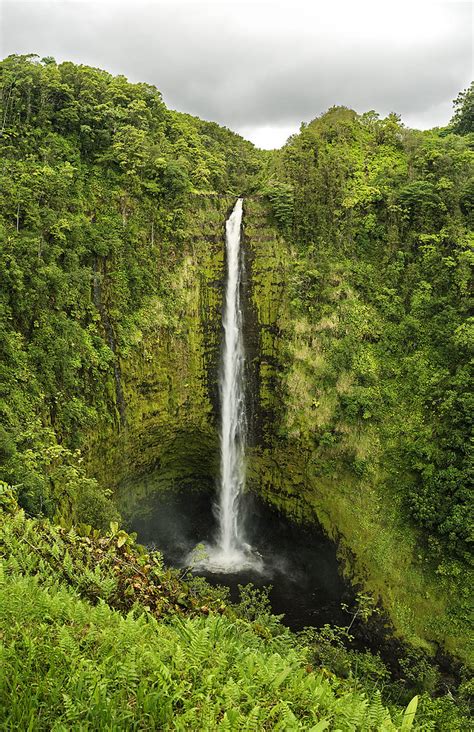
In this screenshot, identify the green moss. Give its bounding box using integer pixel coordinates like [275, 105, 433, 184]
[83, 196, 233, 513]
[241, 199, 473, 666]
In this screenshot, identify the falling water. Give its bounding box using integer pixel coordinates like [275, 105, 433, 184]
[189, 198, 261, 573]
[217, 197, 247, 559]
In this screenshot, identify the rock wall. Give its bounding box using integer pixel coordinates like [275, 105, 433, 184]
[84, 196, 234, 517]
[241, 200, 468, 661]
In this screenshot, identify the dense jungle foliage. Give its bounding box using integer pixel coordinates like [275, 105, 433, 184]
[0, 53, 261, 524]
[264, 96, 473, 564]
[0, 55, 472, 727]
[258, 96, 473, 680]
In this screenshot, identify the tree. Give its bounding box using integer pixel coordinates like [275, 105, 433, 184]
[450, 82, 474, 135]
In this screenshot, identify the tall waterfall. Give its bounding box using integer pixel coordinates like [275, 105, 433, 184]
[216, 197, 247, 560]
[189, 198, 261, 573]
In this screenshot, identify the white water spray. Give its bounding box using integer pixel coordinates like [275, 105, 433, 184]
[189, 198, 262, 573]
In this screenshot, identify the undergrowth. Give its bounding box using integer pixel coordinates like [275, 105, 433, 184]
[0, 485, 425, 730]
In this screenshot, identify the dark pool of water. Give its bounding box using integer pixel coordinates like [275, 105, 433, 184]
[125, 490, 353, 630]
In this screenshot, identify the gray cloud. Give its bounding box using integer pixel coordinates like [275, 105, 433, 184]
[1, 0, 472, 147]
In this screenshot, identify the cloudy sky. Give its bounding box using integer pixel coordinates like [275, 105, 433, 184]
[0, 0, 472, 148]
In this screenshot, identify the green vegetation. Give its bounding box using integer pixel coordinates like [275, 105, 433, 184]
[6, 487, 472, 731]
[450, 81, 474, 136]
[253, 103, 473, 661]
[0, 54, 472, 727]
[0, 53, 260, 524]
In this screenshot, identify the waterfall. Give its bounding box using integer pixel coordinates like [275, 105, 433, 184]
[217, 197, 246, 558]
[189, 198, 262, 573]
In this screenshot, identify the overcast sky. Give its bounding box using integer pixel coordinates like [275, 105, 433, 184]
[0, 0, 472, 148]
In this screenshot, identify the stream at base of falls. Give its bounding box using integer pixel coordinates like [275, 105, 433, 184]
[125, 489, 352, 631]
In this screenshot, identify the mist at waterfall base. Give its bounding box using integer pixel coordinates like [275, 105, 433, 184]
[126, 489, 351, 630]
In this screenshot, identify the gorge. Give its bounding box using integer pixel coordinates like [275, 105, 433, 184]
[121, 196, 350, 627]
[0, 55, 472, 729]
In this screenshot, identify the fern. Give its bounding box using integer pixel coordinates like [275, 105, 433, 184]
[188, 624, 211, 666]
[274, 700, 299, 730]
[62, 549, 74, 576]
[243, 704, 263, 732]
[365, 690, 393, 730]
[0, 509, 429, 731]
[308, 720, 331, 732]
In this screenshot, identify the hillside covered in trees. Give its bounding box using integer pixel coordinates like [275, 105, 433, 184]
[0, 55, 472, 729]
[256, 99, 473, 655]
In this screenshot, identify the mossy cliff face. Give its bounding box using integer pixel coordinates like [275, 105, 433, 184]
[85, 196, 234, 517]
[241, 199, 471, 664]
